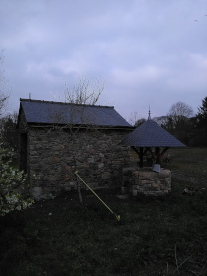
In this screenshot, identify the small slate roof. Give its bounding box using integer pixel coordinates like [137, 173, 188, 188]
[19, 99, 132, 128]
[122, 119, 185, 147]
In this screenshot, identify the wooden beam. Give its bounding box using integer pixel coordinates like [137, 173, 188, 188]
[131, 146, 140, 155]
[160, 147, 169, 159]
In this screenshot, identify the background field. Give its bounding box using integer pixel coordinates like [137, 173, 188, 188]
[1, 147, 207, 275]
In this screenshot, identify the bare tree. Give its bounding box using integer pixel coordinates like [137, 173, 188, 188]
[168, 101, 194, 122]
[64, 73, 105, 105]
[153, 116, 169, 127]
[49, 74, 105, 202]
[129, 111, 146, 127]
[167, 101, 194, 144]
[129, 111, 139, 126]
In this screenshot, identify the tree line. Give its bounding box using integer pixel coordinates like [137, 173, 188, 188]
[155, 99, 207, 146]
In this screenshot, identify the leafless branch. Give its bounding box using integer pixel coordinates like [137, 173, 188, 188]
[64, 73, 105, 105]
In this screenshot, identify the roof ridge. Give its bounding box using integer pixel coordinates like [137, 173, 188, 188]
[20, 98, 114, 109]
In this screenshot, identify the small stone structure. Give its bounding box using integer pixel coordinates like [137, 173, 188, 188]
[121, 115, 185, 196]
[122, 167, 171, 196]
[18, 99, 134, 199]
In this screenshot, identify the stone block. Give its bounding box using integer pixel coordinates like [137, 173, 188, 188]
[50, 156, 60, 163]
[87, 157, 94, 163]
[140, 180, 152, 185]
[144, 184, 152, 188]
[147, 185, 160, 191]
[151, 182, 160, 188]
[160, 185, 167, 190]
[159, 170, 171, 178]
[49, 175, 57, 182]
[53, 145, 64, 151]
[112, 160, 121, 166]
[102, 172, 111, 180]
[133, 171, 139, 177]
[98, 163, 104, 169]
[134, 179, 140, 185]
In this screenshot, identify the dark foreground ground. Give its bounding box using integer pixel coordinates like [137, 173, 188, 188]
[1, 147, 207, 276]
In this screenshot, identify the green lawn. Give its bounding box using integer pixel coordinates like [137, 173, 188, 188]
[168, 147, 207, 171]
[1, 148, 207, 275]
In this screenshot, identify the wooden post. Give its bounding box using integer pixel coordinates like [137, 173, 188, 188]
[155, 147, 160, 164]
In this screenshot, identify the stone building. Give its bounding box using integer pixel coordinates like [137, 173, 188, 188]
[17, 99, 134, 198]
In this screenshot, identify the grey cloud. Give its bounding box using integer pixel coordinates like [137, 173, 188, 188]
[1, 0, 207, 120]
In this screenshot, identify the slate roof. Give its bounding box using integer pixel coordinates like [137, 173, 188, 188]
[122, 119, 185, 147]
[19, 99, 132, 128]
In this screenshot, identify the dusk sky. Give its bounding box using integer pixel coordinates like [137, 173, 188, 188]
[1, 0, 207, 122]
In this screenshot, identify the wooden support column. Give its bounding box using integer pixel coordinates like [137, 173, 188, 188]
[139, 147, 144, 168]
[155, 147, 160, 164]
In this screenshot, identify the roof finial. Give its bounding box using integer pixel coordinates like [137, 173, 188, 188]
[148, 105, 151, 120]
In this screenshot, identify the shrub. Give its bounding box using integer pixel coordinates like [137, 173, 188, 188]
[0, 147, 34, 216]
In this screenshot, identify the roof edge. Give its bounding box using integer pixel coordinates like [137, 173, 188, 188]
[20, 98, 114, 109]
[26, 122, 134, 130]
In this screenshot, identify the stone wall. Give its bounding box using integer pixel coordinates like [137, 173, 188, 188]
[27, 127, 131, 198]
[122, 167, 171, 196]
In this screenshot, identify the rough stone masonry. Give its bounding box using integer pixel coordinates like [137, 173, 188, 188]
[122, 167, 171, 196]
[27, 127, 131, 199]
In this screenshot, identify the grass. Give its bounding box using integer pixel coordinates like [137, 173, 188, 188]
[166, 147, 207, 181]
[1, 147, 207, 275]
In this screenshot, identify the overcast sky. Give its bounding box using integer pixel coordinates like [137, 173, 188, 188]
[1, 0, 207, 122]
